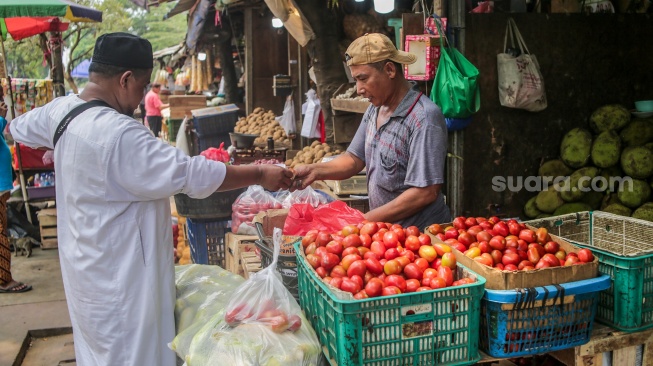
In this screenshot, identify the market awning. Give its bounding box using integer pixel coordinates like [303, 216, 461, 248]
[153, 43, 184, 59]
[164, 0, 199, 20]
[71, 59, 90, 78]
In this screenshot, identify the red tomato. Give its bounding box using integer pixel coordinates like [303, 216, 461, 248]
[363, 251, 379, 260]
[542, 253, 560, 267]
[315, 247, 328, 259]
[330, 265, 346, 278]
[364, 278, 383, 297]
[383, 231, 400, 248]
[342, 247, 360, 258]
[518, 229, 536, 244]
[453, 217, 467, 230]
[306, 254, 320, 269]
[405, 226, 420, 237]
[490, 250, 503, 266]
[555, 250, 567, 261]
[535, 227, 551, 244]
[384, 259, 402, 275]
[384, 248, 400, 260]
[358, 247, 370, 257]
[444, 228, 459, 240]
[507, 220, 521, 236]
[502, 252, 520, 266]
[359, 234, 372, 248]
[302, 231, 318, 248]
[395, 256, 410, 270]
[535, 260, 551, 269]
[474, 255, 493, 267]
[433, 243, 452, 257]
[304, 243, 317, 255]
[431, 258, 442, 269]
[494, 263, 505, 270]
[316, 231, 332, 247]
[321, 253, 340, 270]
[419, 245, 438, 262]
[478, 241, 491, 254]
[353, 291, 369, 300]
[418, 234, 432, 247]
[517, 260, 532, 271]
[381, 286, 402, 296]
[365, 257, 384, 275]
[401, 249, 415, 262]
[464, 217, 478, 228]
[385, 274, 407, 292]
[347, 260, 367, 278]
[488, 216, 500, 225]
[527, 247, 541, 265]
[489, 236, 506, 251]
[329, 277, 343, 289]
[360, 222, 379, 236]
[350, 275, 364, 289]
[326, 241, 344, 256]
[416, 286, 432, 292]
[528, 243, 546, 258]
[403, 263, 423, 280]
[440, 252, 457, 269]
[577, 248, 594, 263]
[493, 222, 509, 237]
[340, 278, 361, 294]
[343, 234, 362, 248]
[437, 266, 454, 286]
[414, 258, 429, 271]
[504, 264, 518, 271]
[564, 256, 581, 266]
[315, 267, 327, 278]
[404, 235, 421, 251]
[466, 225, 483, 237]
[340, 254, 362, 270]
[457, 232, 475, 247]
[341, 224, 360, 237]
[430, 277, 447, 289]
[476, 231, 492, 243]
[392, 227, 406, 244]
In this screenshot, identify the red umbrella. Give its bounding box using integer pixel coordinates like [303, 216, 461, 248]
[1, 17, 69, 41]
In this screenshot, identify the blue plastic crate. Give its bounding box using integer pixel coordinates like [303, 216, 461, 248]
[480, 275, 611, 358]
[186, 218, 231, 267]
[191, 104, 239, 138]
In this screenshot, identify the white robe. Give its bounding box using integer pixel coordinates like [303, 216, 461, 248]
[11, 95, 226, 366]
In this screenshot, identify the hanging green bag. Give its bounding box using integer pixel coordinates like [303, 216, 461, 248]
[430, 18, 480, 119]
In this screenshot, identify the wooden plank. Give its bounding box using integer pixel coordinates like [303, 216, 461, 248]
[643, 341, 653, 366]
[40, 227, 57, 238]
[41, 238, 58, 249]
[613, 345, 638, 365]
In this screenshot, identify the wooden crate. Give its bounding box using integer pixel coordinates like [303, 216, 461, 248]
[551, 323, 653, 366]
[240, 252, 262, 279]
[324, 174, 368, 195]
[330, 83, 371, 115]
[225, 233, 258, 277]
[37, 208, 57, 249]
[168, 95, 206, 119]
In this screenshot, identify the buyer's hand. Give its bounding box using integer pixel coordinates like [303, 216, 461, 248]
[258, 164, 294, 191]
[0, 102, 7, 119]
[290, 164, 319, 191]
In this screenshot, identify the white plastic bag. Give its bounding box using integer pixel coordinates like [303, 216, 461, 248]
[176, 117, 191, 155]
[281, 186, 328, 209]
[300, 90, 321, 139]
[42, 150, 54, 165]
[280, 95, 296, 135]
[497, 18, 547, 112]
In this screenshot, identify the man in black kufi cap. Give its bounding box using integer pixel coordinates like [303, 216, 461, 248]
[10, 33, 293, 365]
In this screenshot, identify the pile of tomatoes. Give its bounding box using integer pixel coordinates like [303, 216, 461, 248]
[427, 216, 595, 271]
[301, 221, 477, 300]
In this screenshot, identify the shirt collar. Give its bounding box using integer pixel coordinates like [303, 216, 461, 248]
[391, 82, 421, 118]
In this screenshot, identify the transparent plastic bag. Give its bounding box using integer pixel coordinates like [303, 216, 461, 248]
[281, 186, 327, 209]
[204, 228, 321, 365]
[169, 265, 245, 361]
[232, 186, 283, 235]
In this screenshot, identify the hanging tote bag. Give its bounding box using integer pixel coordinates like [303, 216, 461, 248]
[430, 17, 480, 119]
[497, 18, 547, 112]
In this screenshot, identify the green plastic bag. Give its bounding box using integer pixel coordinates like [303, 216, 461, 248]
[430, 19, 480, 119]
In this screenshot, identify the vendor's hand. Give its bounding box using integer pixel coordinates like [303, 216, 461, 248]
[257, 164, 294, 191]
[0, 102, 7, 119]
[290, 164, 318, 191]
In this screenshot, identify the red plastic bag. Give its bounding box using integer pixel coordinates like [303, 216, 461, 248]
[200, 142, 230, 163]
[283, 201, 365, 236]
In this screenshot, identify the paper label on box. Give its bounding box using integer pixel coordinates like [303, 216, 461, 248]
[401, 303, 432, 316]
[402, 320, 434, 339]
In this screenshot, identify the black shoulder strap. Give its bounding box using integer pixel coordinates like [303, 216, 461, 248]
[53, 100, 112, 147]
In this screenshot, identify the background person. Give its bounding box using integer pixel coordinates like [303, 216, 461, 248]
[293, 33, 451, 228]
[144, 82, 168, 137]
[0, 101, 31, 294]
[10, 32, 293, 366]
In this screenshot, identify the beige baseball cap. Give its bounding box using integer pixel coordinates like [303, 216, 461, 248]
[345, 33, 417, 66]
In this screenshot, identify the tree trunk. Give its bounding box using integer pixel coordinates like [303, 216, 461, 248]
[293, 0, 349, 145]
[49, 32, 66, 97]
[64, 72, 79, 94]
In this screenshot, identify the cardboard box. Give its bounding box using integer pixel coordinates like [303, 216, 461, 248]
[330, 83, 371, 115]
[324, 175, 368, 195]
[434, 234, 599, 290]
[253, 209, 289, 237]
[404, 34, 441, 81]
[168, 95, 207, 119]
[225, 233, 258, 277]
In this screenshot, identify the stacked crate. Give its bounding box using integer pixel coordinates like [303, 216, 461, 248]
[36, 208, 57, 249]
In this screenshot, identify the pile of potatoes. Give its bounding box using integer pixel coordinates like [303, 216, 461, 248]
[234, 107, 291, 146]
[285, 141, 342, 169]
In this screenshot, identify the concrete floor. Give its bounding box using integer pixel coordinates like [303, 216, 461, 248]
[0, 248, 71, 366]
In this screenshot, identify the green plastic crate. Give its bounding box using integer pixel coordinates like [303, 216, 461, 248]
[525, 211, 653, 332]
[295, 242, 485, 366]
[166, 118, 184, 142]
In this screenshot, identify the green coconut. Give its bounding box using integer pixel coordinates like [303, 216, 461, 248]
[524, 196, 542, 219]
[591, 130, 622, 168]
[632, 202, 653, 222]
[601, 193, 622, 209]
[560, 128, 593, 168]
[553, 202, 592, 216]
[602, 203, 633, 217]
[621, 146, 653, 179]
[580, 190, 604, 210]
[589, 104, 631, 133]
[538, 159, 574, 180]
[560, 167, 600, 202]
[535, 188, 565, 214]
[617, 179, 651, 208]
[620, 118, 653, 147]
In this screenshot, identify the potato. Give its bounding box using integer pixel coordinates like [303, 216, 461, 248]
[316, 150, 326, 159]
[285, 159, 292, 166]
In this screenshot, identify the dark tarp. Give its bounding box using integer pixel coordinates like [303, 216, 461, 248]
[184, 0, 211, 52]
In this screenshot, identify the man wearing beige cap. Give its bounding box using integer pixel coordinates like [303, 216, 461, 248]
[293, 33, 451, 228]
